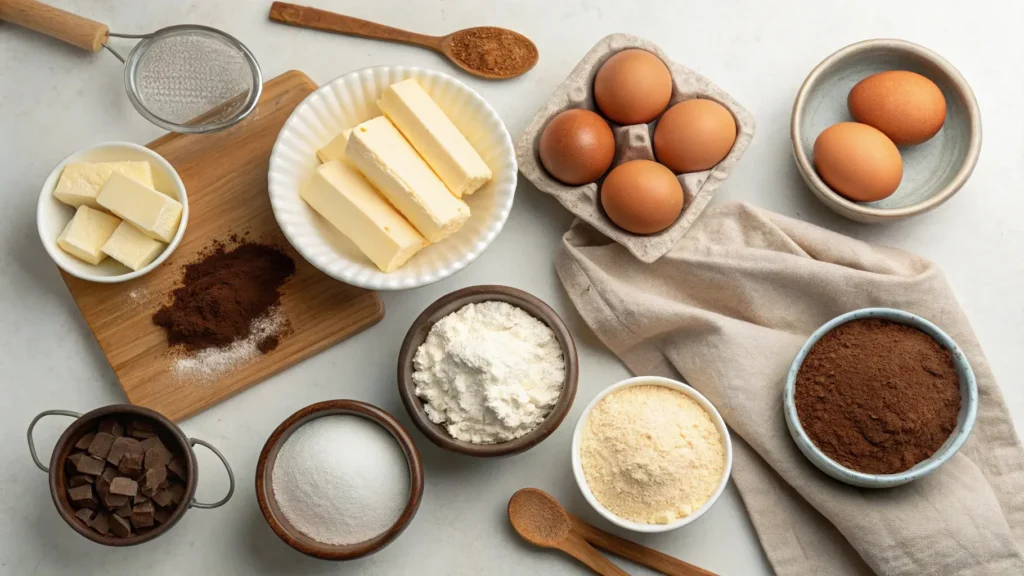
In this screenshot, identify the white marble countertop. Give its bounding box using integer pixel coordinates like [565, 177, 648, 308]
[1, 1, 1021, 574]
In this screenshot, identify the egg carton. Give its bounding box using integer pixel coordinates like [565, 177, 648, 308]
[516, 33, 755, 262]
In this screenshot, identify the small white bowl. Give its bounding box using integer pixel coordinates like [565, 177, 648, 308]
[571, 376, 733, 533]
[36, 142, 188, 283]
[268, 66, 517, 291]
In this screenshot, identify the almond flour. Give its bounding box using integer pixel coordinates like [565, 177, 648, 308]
[580, 384, 725, 524]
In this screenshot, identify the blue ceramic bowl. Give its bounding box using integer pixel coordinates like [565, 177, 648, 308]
[783, 308, 978, 488]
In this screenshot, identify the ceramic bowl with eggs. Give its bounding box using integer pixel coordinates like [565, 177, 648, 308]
[269, 66, 517, 291]
[516, 33, 755, 263]
[792, 38, 982, 223]
[36, 142, 188, 283]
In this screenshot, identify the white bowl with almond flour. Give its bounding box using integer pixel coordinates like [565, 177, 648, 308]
[571, 376, 733, 533]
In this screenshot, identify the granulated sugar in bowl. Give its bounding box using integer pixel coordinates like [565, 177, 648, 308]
[271, 415, 409, 545]
[571, 376, 733, 533]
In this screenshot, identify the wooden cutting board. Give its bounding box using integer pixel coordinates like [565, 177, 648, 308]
[60, 71, 384, 421]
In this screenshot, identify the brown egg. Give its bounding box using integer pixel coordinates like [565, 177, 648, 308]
[654, 99, 737, 173]
[538, 109, 616, 185]
[848, 70, 946, 146]
[813, 122, 903, 202]
[594, 49, 673, 125]
[600, 160, 683, 234]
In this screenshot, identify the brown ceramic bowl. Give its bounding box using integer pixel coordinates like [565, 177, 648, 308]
[26, 404, 234, 546]
[397, 285, 579, 457]
[255, 400, 424, 561]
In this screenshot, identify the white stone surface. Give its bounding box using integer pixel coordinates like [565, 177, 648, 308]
[1, 1, 1020, 574]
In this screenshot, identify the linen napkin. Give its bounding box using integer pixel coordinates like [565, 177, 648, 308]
[556, 201, 1024, 576]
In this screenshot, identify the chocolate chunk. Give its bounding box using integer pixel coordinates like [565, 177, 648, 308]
[128, 420, 156, 439]
[91, 511, 110, 535]
[134, 493, 150, 505]
[118, 452, 144, 477]
[114, 501, 133, 518]
[109, 477, 138, 497]
[144, 447, 172, 471]
[98, 418, 124, 438]
[131, 501, 155, 529]
[76, 455, 107, 476]
[74, 508, 94, 524]
[67, 452, 86, 473]
[102, 491, 130, 509]
[167, 457, 186, 480]
[74, 432, 96, 451]
[110, 514, 132, 537]
[141, 467, 167, 497]
[95, 467, 116, 500]
[151, 488, 174, 508]
[106, 436, 141, 466]
[86, 432, 115, 459]
[68, 484, 96, 510]
[153, 507, 172, 525]
[68, 475, 93, 488]
[168, 483, 186, 505]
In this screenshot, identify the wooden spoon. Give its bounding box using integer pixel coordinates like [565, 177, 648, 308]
[268, 2, 538, 80]
[508, 489, 719, 576]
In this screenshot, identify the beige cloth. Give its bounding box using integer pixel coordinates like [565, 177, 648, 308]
[556, 202, 1024, 576]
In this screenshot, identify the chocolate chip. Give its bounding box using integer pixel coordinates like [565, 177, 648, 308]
[68, 485, 96, 510]
[74, 508, 94, 524]
[167, 457, 186, 480]
[68, 475, 93, 488]
[74, 432, 96, 451]
[131, 501, 155, 529]
[109, 477, 138, 497]
[110, 514, 132, 537]
[76, 455, 107, 476]
[114, 501, 133, 518]
[118, 452, 144, 477]
[87, 432, 115, 459]
[91, 511, 110, 535]
[102, 492, 129, 510]
[98, 418, 124, 438]
[106, 436, 141, 467]
[144, 446, 172, 470]
[141, 467, 167, 497]
[151, 489, 174, 508]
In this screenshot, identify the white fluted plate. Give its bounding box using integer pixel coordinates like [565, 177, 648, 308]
[269, 66, 517, 290]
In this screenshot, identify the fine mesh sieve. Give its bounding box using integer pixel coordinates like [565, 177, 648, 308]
[1, 0, 262, 133]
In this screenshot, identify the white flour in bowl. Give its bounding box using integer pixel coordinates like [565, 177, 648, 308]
[412, 301, 565, 444]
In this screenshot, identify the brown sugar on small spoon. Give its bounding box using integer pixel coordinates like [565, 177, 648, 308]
[508, 489, 718, 576]
[269, 2, 538, 79]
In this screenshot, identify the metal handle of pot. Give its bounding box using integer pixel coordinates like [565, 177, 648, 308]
[27, 409, 82, 473]
[188, 437, 235, 510]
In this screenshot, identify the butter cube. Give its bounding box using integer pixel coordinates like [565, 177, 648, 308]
[317, 129, 353, 164]
[57, 205, 122, 265]
[53, 161, 154, 210]
[302, 161, 428, 272]
[101, 222, 165, 271]
[346, 116, 470, 243]
[378, 79, 491, 197]
[97, 173, 182, 242]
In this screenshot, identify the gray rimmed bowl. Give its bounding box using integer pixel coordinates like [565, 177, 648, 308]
[791, 39, 981, 223]
[783, 308, 978, 488]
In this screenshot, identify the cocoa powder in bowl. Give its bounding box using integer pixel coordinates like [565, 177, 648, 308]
[154, 242, 295, 351]
[794, 318, 961, 475]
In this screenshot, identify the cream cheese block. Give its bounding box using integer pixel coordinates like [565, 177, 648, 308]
[57, 205, 121, 265]
[101, 221, 165, 271]
[346, 116, 470, 243]
[97, 172, 182, 242]
[53, 161, 154, 209]
[301, 160, 428, 272]
[317, 129, 353, 164]
[377, 79, 491, 198]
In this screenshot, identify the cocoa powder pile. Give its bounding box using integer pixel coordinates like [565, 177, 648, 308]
[448, 27, 538, 77]
[794, 318, 961, 475]
[153, 242, 295, 352]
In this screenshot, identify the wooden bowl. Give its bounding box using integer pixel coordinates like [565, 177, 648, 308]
[27, 404, 234, 546]
[397, 285, 579, 457]
[255, 400, 424, 560]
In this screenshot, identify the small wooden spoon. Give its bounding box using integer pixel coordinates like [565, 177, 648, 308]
[268, 2, 538, 80]
[508, 489, 719, 576]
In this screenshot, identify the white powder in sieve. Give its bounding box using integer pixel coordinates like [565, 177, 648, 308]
[172, 310, 284, 382]
[272, 415, 409, 545]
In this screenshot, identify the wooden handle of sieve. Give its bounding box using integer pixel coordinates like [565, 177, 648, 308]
[0, 0, 109, 52]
